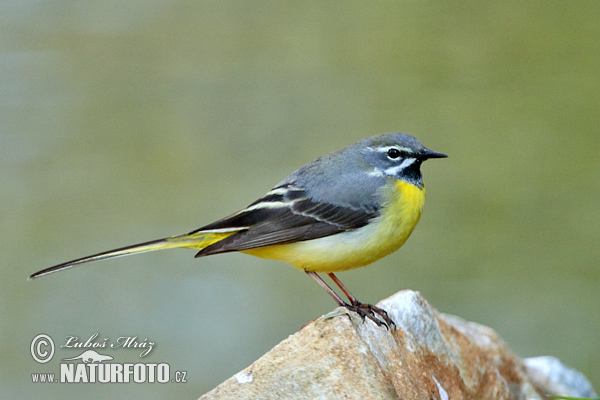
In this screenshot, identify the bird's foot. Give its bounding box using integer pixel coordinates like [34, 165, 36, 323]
[343, 302, 396, 330]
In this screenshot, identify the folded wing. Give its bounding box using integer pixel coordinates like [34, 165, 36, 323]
[194, 183, 378, 256]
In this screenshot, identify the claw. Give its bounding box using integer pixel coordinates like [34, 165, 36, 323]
[343, 302, 396, 330]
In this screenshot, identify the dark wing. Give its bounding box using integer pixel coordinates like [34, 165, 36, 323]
[193, 183, 378, 256]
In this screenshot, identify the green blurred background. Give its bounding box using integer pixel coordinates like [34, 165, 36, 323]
[2, 1, 598, 398]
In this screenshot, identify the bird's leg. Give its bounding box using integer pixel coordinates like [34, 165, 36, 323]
[327, 273, 359, 305]
[328, 273, 395, 330]
[305, 271, 345, 306]
[305, 271, 394, 329]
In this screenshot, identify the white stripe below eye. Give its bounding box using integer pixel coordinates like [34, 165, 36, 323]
[383, 158, 416, 176]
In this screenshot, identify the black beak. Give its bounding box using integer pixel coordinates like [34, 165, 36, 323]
[419, 149, 448, 160]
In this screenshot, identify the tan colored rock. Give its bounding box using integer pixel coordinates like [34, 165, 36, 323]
[200, 290, 597, 400]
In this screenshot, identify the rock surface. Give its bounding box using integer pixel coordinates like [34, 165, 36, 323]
[199, 290, 597, 400]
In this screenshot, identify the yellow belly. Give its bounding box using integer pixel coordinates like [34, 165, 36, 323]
[242, 180, 426, 273]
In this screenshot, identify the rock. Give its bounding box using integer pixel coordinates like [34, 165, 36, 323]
[524, 356, 597, 399]
[199, 290, 597, 400]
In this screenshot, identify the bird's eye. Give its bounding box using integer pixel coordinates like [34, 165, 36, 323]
[387, 148, 401, 159]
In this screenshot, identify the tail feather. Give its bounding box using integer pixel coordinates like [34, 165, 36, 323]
[28, 230, 238, 280]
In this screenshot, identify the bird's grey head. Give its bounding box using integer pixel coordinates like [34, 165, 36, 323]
[360, 133, 447, 187]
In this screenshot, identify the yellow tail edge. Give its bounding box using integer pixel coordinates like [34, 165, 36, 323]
[28, 230, 237, 280]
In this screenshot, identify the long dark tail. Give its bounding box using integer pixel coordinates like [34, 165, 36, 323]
[28, 230, 237, 280]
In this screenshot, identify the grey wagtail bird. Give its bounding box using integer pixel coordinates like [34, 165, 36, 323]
[29, 133, 446, 328]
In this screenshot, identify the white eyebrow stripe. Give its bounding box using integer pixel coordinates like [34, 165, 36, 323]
[383, 158, 417, 176]
[368, 145, 414, 153]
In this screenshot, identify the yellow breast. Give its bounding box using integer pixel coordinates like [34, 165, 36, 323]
[243, 179, 426, 273]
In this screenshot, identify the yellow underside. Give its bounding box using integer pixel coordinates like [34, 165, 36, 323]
[242, 180, 426, 273]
